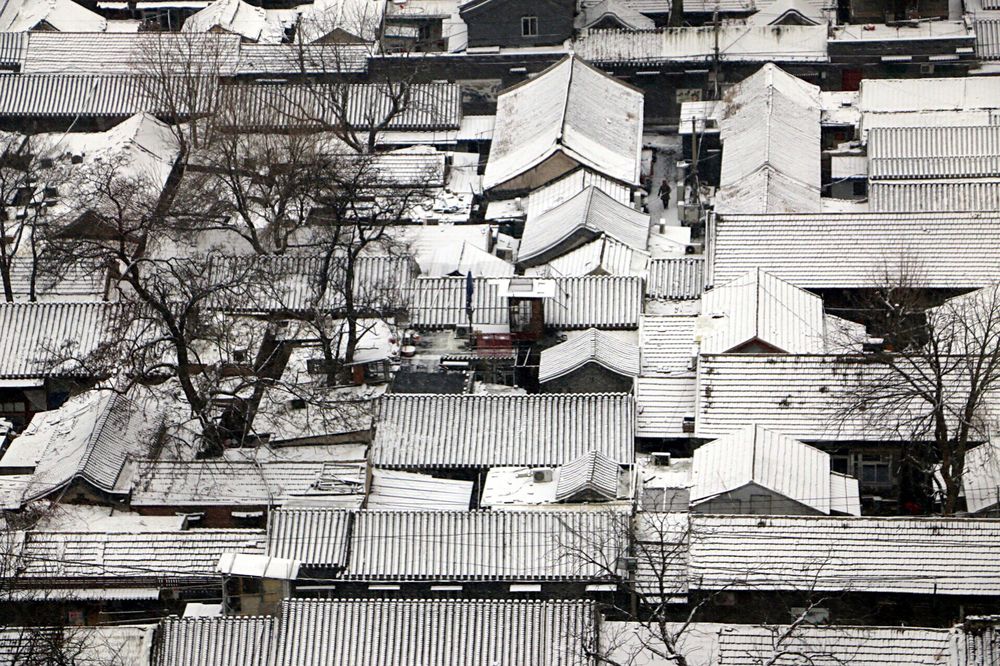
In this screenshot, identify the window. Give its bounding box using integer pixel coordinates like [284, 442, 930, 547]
[858, 454, 892, 486]
[521, 16, 538, 37]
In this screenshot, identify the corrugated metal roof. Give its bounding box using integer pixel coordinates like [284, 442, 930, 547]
[344, 509, 627, 581]
[366, 469, 473, 510]
[691, 424, 833, 513]
[157, 616, 274, 666]
[689, 514, 1000, 595]
[235, 43, 369, 75]
[409, 275, 643, 330]
[634, 374, 697, 438]
[484, 56, 643, 190]
[0, 74, 147, 118]
[131, 461, 366, 508]
[717, 625, 952, 665]
[716, 64, 821, 214]
[700, 269, 826, 353]
[639, 315, 697, 375]
[275, 598, 595, 665]
[371, 393, 635, 468]
[868, 126, 1000, 179]
[547, 276, 643, 330]
[217, 82, 461, 131]
[518, 186, 649, 267]
[555, 450, 621, 501]
[709, 212, 1000, 289]
[646, 257, 705, 300]
[18, 529, 265, 581]
[869, 180, 1000, 212]
[0, 302, 118, 379]
[574, 25, 827, 65]
[976, 18, 1000, 60]
[0, 32, 27, 69]
[21, 32, 241, 75]
[266, 507, 352, 569]
[539, 328, 640, 383]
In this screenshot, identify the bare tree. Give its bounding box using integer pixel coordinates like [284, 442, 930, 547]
[559, 512, 849, 666]
[837, 266, 1000, 514]
[0, 134, 64, 303]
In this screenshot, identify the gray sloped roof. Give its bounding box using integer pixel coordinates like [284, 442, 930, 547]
[539, 328, 640, 383]
[371, 392, 635, 468]
[275, 598, 595, 666]
[517, 186, 650, 267]
[555, 450, 622, 501]
[343, 509, 627, 581]
[156, 616, 275, 666]
[0, 302, 118, 379]
[266, 507, 353, 569]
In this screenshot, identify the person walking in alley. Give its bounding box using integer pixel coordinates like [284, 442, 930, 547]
[659, 178, 671, 209]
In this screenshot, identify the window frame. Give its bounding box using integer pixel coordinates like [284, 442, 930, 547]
[521, 15, 538, 37]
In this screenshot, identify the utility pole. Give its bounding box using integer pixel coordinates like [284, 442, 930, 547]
[712, 8, 721, 99]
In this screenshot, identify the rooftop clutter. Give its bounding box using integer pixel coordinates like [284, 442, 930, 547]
[0, 11, 999, 664]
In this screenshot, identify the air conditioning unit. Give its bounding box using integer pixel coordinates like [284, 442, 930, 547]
[455, 325, 469, 339]
[532, 468, 553, 483]
[651, 452, 672, 467]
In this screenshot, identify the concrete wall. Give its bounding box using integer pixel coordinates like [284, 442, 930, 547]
[461, 0, 575, 48]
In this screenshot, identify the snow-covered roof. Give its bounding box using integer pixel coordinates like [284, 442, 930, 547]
[157, 616, 274, 666]
[20, 32, 242, 75]
[639, 315, 698, 375]
[634, 374, 697, 438]
[691, 424, 859, 515]
[371, 393, 635, 468]
[693, 354, 913, 441]
[421, 241, 514, 277]
[538, 328, 640, 383]
[15, 528, 265, 583]
[716, 63, 821, 214]
[523, 167, 633, 220]
[689, 514, 1000, 595]
[868, 125, 1000, 180]
[366, 469, 473, 510]
[869, 180, 1000, 213]
[266, 507, 352, 569]
[0, 302, 119, 379]
[182, 0, 270, 42]
[709, 212, 1000, 289]
[343, 509, 626, 581]
[858, 78, 1000, 137]
[699, 269, 827, 354]
[0, 0, 107, 32]
[517, 186, 649, 267]
[297, 0, 386, 43]
[576, 0, 655, 30]
[555, 449, 623, 502]
[748, 0, 824, 24]
[15, 391, 161, 504]
[483, 56, 643, 191]
[574, 25, 828, 65]
[646, 257, 705, 300]
[130, 460, 367, 508]
[525, 236, 642, 278]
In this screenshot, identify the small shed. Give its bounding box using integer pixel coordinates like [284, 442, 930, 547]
[690, 424, 861, 515]
[538, 329, 639, 393]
